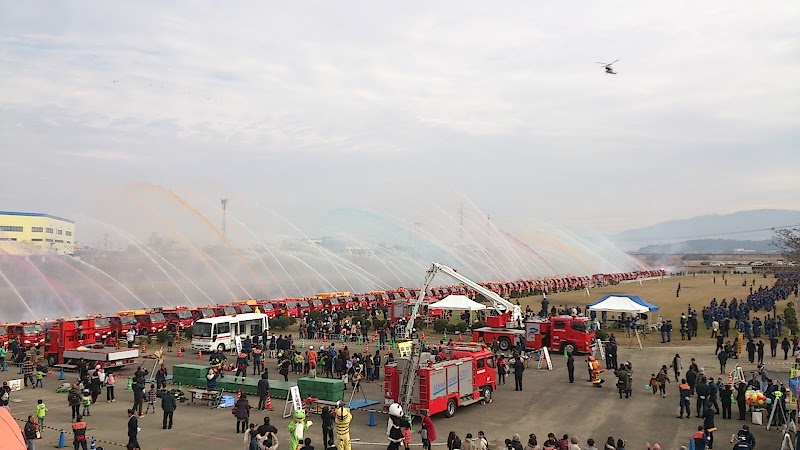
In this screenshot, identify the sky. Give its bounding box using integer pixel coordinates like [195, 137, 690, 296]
[1, 1, 799, 242]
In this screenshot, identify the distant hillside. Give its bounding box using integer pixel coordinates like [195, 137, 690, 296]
[634, 238, 778, 255]
[613, 209, 800, 251]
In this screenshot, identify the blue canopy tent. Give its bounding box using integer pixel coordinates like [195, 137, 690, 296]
[587, 294, 659, 312]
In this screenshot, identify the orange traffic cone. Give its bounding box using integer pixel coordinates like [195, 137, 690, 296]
[365, 343, 370, 354]
[197, 351, 203, 360]
[266, 394, 274, 411]
[177, 347, 184, 357]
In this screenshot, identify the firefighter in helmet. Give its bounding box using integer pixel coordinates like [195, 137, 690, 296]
[588, 355, 605, 387]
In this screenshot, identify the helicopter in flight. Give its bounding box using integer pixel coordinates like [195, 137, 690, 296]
[596, 59, 619, 74]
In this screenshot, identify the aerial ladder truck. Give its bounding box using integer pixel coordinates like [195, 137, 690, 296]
[393, 262, 516, 417]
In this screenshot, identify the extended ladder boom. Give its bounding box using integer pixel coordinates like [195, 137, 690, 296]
[403, 262, 522, 339]
[397, 262, 521, 416]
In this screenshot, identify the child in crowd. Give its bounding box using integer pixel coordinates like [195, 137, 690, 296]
[81, 389, 91, 416]
[35, 399, 48, 431]
[145, 384, 157, 414]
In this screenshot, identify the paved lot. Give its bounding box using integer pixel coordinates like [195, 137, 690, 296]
[2, 340, 790, 450]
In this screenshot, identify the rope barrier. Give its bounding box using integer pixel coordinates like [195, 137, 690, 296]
[13, 417, 128, 448]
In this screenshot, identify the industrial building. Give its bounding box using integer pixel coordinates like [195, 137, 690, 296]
[0, 211, 75, 255]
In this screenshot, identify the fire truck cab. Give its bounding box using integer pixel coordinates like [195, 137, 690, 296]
[162, 306, 195, 332]
[384, 342, 496, 418]
[92, 316, 115, 341]
[43, 317, 139, 368]
[7, 322, 46, 348]
[42, 318, 97, 366]
[472, 314, 596, 354]
[213, 306, 238, 317]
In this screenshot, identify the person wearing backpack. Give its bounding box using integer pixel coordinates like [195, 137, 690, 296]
[105, 372, 116, 403]
[447, 432, 462, 450]
[67, 384, 82, 422]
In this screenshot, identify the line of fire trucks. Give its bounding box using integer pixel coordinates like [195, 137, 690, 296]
[0, 269, 664, 367]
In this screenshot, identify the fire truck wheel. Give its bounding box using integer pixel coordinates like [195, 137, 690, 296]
[445, 398, 457, 418]
[498, 337, 511, 351]
[217, 343, 226, 353]
[481, 387, 493, 404]
[561, 342, 575, 354]
[47, 355, 57, 367]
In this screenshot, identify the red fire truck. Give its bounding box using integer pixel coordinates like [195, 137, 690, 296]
[92, 316, 115, 341]
[384, 342, 496, 417]
[6, 322, 46, 348]
[389, 299, 445, 324]
[115, 310, 168, 335]
[42, 318, 139, 368]
[213, 305, 238, 317]
[472, 314, 596, 354]
[192, 307, 217, 320]
[161, 306, 195, 331]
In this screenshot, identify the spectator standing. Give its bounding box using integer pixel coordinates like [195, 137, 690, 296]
[35, 399, 48, 431]
[566, 352, 575, 383]
[24, 415, 37, 450]
[22, 357, 35, 389]
[72, 415, 88, 450]
[106, 372, 116, 402]
[161, 388, 176, 429]
[234, 392, 252, 433]
[127, 409, 140, 450]
[513, 356, 525, 391]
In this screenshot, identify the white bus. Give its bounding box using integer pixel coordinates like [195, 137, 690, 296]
[191, 313, 268, 353]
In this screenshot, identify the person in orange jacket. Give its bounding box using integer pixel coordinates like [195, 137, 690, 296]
[677, 379, 691, 418]
[588, 356, 605, 388]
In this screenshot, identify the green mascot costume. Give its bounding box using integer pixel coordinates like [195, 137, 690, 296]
[288, 409, 313, 450]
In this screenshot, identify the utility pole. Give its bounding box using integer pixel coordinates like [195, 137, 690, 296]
[221, 198, 228, 237]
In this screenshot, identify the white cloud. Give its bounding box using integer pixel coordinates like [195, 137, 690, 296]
[0, 1, 798, 235]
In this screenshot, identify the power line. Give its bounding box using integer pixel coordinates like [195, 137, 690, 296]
[617, 223, 800, 242]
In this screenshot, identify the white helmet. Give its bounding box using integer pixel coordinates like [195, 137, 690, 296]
[388, 403, 403, 417]
[309, 346, 314, 350]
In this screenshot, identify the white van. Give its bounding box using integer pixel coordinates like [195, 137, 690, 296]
[191, 313, 268, 353]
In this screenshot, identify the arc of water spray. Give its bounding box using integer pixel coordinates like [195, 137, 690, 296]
[461, 196, 543, 279]
[68, 257, 150, 309]
[434, 201, 518, 279]
[229, 215, 304, 296]
[268, 209, 357, 293]
[207, 211, 288, 298]
[386, 208, 497, 281]
[267, 246, 338, 292]
[498, 229, 559, 275]
[391, 203, 505, 280]
[292, 239, 392, 291]
[221, 198, 340, 294]
[125, 187, 239, 301]
[335, 233, 407, 288]
[86, 217, 198, 306]
[330, 208, 481, 284]
[0, 265, 37, 320]
[0, 247, 74, 315]
[154, 185, 271, 297]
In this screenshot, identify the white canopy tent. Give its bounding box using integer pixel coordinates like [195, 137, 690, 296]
[587, 295, 649, 349]
[587, 295, 649, 314]
[428, 295, 488, 311]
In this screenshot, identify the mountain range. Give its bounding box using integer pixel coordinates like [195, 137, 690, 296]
[611, 209, 800, 253]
